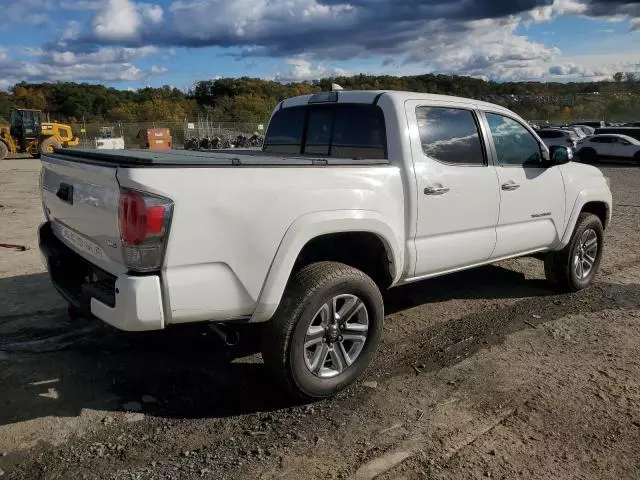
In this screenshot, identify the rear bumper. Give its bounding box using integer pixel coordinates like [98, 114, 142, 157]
[39, 222, 165, 331]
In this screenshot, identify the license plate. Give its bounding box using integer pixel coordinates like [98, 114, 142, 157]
[58, 224, 109, 261]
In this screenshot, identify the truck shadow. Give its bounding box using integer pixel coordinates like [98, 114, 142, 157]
[0, 266, 637, 427]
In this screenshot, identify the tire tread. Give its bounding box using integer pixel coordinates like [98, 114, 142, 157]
[261, 261, 381, 399]
[545, 212, 603, 292]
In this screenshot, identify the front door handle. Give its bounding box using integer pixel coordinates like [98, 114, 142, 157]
[424, 184, 450, 196]
[501, 182, 520, 191]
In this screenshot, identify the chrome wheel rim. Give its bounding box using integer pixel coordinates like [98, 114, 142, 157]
[574, 228, 598, 279]
[303, 294, 369, 379]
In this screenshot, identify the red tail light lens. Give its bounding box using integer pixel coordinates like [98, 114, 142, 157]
[145, 205, 166, 234]
[118, 189, 173, 271]
[119, 191, 147, 245]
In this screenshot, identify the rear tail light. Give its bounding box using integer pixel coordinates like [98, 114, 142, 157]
[118, 189, 173, 272]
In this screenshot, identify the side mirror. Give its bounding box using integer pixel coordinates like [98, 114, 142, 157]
[548, 145, 572, 165]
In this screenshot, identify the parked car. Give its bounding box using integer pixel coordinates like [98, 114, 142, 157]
[576, 134, 640, 164]
[537, 128, 580, 149]
[595, 127, 640, 142]
[39, 90, 613, 399]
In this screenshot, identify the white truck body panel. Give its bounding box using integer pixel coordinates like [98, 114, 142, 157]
[39, 90, 612, 331]
[118, 165, 405, 323]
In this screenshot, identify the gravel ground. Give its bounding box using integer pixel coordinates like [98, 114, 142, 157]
[0, 156, 639, 480]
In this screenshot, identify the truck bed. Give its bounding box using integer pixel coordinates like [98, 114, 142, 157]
[53, 148, 390, 167]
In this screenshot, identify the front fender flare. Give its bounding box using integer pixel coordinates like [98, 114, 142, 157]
[249, 210, 403, 323]
[558, 189, 612, 249]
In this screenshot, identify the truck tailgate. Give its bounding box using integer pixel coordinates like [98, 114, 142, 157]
[41, 155, 126, 275]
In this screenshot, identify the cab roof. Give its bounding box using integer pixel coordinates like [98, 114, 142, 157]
[280, 90, 514, 114]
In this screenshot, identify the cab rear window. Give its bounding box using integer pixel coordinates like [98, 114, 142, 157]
[264, 104, 387, 159]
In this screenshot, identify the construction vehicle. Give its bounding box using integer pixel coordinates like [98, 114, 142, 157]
[0, 108, 79, 160]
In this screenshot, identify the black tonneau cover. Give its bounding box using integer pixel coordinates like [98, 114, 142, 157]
[50, 148, 389, 167]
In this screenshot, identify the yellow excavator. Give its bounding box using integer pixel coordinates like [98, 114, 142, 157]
[0, 108, 79, 160]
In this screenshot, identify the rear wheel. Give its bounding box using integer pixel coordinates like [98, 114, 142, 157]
[634, 152, 640, 166]
[544, 213, 604, 292]
[39, 137, 62, 156]
[0, 141, 8, 160]
[262, 261, 384, 400]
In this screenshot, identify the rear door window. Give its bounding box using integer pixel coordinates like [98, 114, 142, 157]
[416, 107, 485, 165]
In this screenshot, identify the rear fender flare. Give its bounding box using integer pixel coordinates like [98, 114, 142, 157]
[249, 210, 403, 323]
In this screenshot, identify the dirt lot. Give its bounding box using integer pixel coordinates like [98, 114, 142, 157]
[1, 157, 639, 480]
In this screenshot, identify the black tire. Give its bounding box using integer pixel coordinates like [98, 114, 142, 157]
[39, 137, 62, 156]
[262, 261, 384, 400]
[579, 148, 597, 164]
[0, 141, 8, 160]
[634, 152, 640, 166]
[544, 213, 604, 292]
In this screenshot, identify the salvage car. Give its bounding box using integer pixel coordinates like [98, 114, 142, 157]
[39, 90, 613, 399]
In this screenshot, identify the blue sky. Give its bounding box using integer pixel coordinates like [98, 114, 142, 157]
[0, 0, 639, 90]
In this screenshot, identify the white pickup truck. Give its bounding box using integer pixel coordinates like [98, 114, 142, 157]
[39, 90, 612, 399]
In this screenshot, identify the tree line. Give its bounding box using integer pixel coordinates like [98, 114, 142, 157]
[1, 72, 639, 125]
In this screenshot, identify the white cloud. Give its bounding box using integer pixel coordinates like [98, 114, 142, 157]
[93, 0, 143, 41]
[0, 60, 145, 84]
[150, 64, 168, 74]
[546, 49, 640, 81]
[0, 45, 165, 88]
[551, 0, 588, 16]
[275, 58, 349, 82]
[169, 0, 353, 42]
[92, 0, 164, 41]
[44, 46, 157, 65]
[25, 13, 50, 26]
[3, 0, 54, 28]
[139, 3, 164, 24]
[398, 18, 560, 81]
[7, 0, 640, 84]
[59, 0, 102, 9]
[59, 20, 81, 46]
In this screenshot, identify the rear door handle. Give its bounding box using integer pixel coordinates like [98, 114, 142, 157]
[424, 185, 450, 196]
[501, 182, 520, 191]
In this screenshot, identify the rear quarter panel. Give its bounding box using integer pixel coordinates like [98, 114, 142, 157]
[118, 165, 405, 324]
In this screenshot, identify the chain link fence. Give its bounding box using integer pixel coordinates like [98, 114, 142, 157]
[72, 120, 266, 149]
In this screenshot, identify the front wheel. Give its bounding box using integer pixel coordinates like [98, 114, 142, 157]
[39, 137, 62, 156]
[544, 213, 604, 292]
[262, 262, 384, 400]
